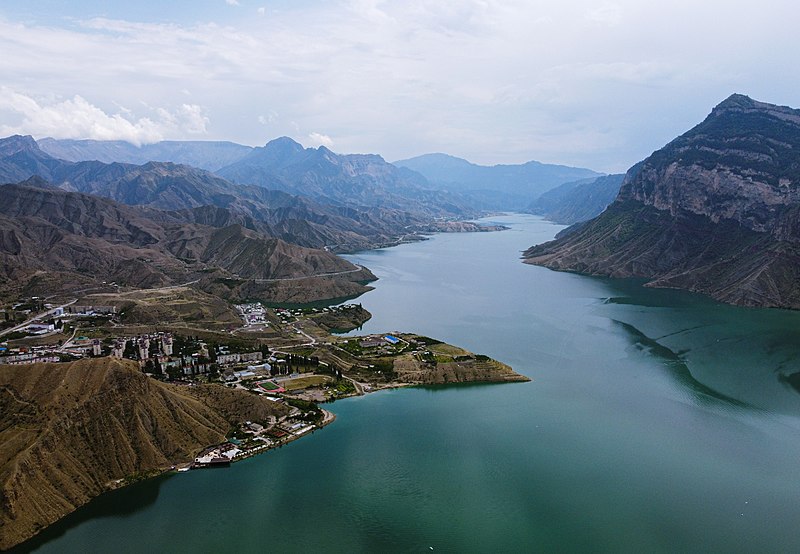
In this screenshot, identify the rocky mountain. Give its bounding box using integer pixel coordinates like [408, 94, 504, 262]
[524, 94, 800, 309]
[38, 138, 252, 171]
[0, 357, 289, 550]
[529, 174, 624, 224]
[394, 152, 602, 210]
[0, 136, 467, 253]
[0, 184, 375, 302]
[216, 137, 474, 217]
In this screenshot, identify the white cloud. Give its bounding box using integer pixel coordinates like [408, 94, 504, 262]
[308, 132, 334, 148]
[0, 88, 209, 145]
[226, 0, 240, 6]
[257, 7, 266, 15]
[0, 2, 799, 170]
[258, 111, 278, 125]
[586, 3, 623, 26]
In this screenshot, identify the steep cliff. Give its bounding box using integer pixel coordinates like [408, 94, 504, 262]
[524, 95, 800, 309]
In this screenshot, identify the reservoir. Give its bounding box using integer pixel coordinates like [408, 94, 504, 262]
[18, 214, 800, 553]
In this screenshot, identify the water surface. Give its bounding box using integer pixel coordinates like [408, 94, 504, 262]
[19, 214, 800, 553]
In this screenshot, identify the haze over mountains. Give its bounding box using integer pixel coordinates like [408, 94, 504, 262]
[394, 152, 602, 210]
[10, 95, 800, 311]
[38, 138, 252, 172]
[525, 94, 800, 309]
[0, 136, 488, 256]
[529, 174, 625, 225]
[39, 135, 605, 213]
[5, 133, 599, 303]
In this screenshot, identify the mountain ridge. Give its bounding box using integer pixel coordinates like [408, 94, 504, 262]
[394, 152, 602, 210]
[524, 94, 800, 309]
[0, 183, 375, 303]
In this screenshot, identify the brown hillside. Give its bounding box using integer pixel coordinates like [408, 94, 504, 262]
[0, 358, 288, 550]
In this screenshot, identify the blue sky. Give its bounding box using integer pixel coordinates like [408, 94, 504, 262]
[1, 1, 798, 172]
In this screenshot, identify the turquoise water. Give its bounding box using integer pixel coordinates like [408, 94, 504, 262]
[16, 214, 800, 553]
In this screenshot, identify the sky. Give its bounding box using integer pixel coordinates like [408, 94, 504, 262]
[0, 1, 798, 173]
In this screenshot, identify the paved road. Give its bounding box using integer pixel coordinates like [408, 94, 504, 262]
[0, 299, 77, 339]
[251, 265, 365, 284]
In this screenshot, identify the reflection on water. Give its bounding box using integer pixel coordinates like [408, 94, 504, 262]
[10, 475, 171, 553]
[612, 319, 749, 408]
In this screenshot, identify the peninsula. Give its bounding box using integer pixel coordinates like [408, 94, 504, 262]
[0, 297, 527, 550]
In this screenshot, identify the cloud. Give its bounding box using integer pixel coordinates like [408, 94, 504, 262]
[258, 111, 278, 125]
[257, 7, 266, 15]
[586, 3, 623, 26]
[226, 0, 240, 6]
[0, 88, 208, 145]
[308, 132, 334, 148]
[0, 2, 799, 170]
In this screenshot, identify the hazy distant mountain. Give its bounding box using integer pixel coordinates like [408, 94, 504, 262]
[529, 174, 625, 225]
[525, 94, 800, 309]
[0, 136, 464, 252]
[217, 137, 474, 217]
[38, 138, 252, 172]
[394, 153, 602, 210]
[0, 183, 374, 302]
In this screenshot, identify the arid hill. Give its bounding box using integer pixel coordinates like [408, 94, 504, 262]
[0, 184, 375, 303]
[0, 357, 289, 550]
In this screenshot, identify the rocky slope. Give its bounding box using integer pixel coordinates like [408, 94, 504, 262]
[0, 358, 289, 550]
[529, 174, 624, 224]
[0, 184, 375, 302]
[524, 94, 800, 309]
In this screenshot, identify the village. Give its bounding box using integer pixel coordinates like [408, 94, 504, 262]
[0, 296, 515, 469]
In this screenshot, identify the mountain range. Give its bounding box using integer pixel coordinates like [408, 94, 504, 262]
[529, 174, 625, 225]
[394, 152, 602, 211]
[38, 135, 605, 214]
[38, 138, 252, 172]
[216, 137, 475, 217]
[0, 182, 375, 303]
[524, 94, 800, 309]
[0, 136, 482, 254]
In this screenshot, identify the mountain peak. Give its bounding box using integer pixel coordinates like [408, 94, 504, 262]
[0, 134, 41, 157]
[708, 94, 800, 122]
[263, 136, 304, 152]
[714, 93, 756, 111]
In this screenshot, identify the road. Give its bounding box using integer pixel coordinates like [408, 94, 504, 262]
[0, 299, 77, 339]
[250, 265, 365, 283]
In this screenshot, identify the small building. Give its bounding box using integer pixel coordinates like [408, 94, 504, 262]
[137, 337, 150, 361]
[112, 339, 126, 359]
[217, 353, 241, 365]
[161, 334, 173, 356]
[240, 351, 263, 363]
